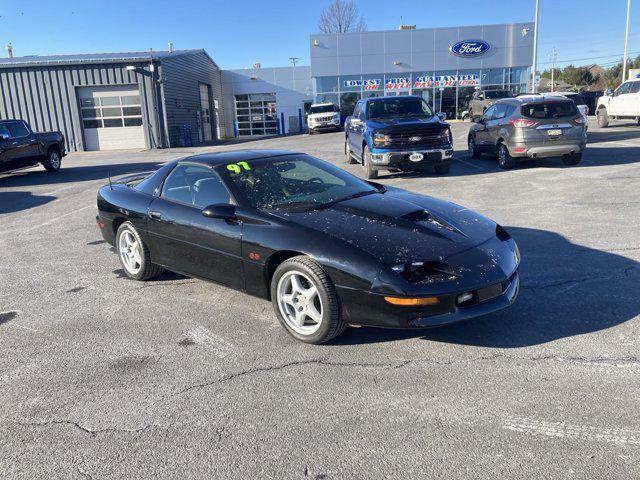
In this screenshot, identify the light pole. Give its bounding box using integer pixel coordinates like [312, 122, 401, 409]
[289, 57, 299, 90]
[622, 0, 631, 82]
[531, 0, 539, 93]
[550, 47, 557, 92]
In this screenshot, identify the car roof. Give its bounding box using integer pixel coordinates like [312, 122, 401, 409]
[179, 150, 300, 166]
[512, 95, 574, 103]
[546, 91, 580, 96]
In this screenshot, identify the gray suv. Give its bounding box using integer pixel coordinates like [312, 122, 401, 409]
[467, 95, 587, 169]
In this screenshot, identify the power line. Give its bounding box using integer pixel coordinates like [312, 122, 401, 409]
[537, 50, 640, 66]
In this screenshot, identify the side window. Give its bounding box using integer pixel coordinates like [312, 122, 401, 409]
[354, 101, 364, 120]
[0, 124, 10, 139]
[493, 104, 508, 120]
[161, 163, 231, 208]
[483, 105, 497, 119]
[615, 83, 631, 96]
[629, 81, 640, 94]
[7, 121, 29, 138]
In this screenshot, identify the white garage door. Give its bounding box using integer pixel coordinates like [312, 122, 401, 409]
[79, 86, 146, 151]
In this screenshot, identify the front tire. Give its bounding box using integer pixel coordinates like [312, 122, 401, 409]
[345, 140, 358, 164]
[271, 256, 346, 344]
[42, 149, 61, 172]
[497, 143, 516, 169]
[362, 145, 378, 179]
[116, 222, 164, 281]
[597, 108, 609, 128]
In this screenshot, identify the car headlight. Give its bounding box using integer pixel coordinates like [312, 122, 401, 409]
[440, 129, 453, 144]
[391, 261, 459, 283]
[373, 132, 390, 146]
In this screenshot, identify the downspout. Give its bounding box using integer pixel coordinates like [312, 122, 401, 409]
[157, 61, 171, 148]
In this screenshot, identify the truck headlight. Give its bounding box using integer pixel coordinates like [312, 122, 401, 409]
[373, 132, 390, 146]
[440, 129, 453, 144]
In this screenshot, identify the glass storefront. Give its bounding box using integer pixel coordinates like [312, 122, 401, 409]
[313, 68, 530, 119]
[235, 93, 278, 136]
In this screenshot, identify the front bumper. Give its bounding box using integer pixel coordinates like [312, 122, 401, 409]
[308, 119, 340, 132]
[337, 269, 519, 329]
[369, 145, 454, 170]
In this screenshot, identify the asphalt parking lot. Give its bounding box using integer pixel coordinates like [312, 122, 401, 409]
[1, 118, 639, 479]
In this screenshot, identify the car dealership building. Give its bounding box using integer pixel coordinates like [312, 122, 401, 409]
[0, 22, 533, 150]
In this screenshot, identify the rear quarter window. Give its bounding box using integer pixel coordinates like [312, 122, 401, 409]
[521, 101, 578, 119]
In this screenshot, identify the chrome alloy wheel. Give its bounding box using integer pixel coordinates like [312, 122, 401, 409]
[119, 230, 142, 274]
[49, 152, 60, 169]
[276, 271, 323, 335]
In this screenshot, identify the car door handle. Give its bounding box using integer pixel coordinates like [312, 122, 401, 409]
[30, 139, 37, 143]
[12, 141, 18, 145]
[148, 211, 162, 220]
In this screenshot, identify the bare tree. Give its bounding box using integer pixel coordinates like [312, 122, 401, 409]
[318, 0, 367, 34]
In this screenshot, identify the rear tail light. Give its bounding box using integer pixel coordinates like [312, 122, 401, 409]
[573, 115, 587, 124]
[508, 118, 538, 128]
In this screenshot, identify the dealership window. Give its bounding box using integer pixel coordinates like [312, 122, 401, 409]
[235, 93, 277, 136]
[339, 92, 361, 116]
[315, 76, 339, 93]
[81, 95, 143, 128]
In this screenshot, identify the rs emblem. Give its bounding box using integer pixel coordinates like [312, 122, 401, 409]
[410, 136, 421, 142]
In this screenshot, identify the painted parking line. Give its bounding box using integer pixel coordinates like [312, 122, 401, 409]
[454, 157, 485, 170]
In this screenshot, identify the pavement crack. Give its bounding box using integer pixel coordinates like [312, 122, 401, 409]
[8, 418, 162, 438]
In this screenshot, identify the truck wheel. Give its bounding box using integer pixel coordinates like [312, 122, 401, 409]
[597, 108, 609, 128]
[497, 143, 516, 169]
[345, 140, 357, 164]
[42, 148, 61, 172]
[434, 164, 450, 174]
[562, 152, 582, 166]
[362, 145, 378, 179]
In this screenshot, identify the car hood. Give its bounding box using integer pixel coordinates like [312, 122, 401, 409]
[269, 187, 497, 266]
[367, 116, 448, 131]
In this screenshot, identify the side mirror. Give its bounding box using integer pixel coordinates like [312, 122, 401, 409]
[0, 133, 9, 141]
[202, 203, 236, 220]
[606, 88, 613, 96]
[436, 112, 447, 121]
[478, 116, 487, 124]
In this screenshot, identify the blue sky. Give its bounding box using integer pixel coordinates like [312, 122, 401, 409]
[1, 0, 638, 70]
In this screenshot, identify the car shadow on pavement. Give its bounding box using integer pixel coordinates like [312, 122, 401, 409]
[0, 161, 163, 188]
[0, 191, 56, 214]
[332, 226, 640, 348]
[585, 128, 640, 144]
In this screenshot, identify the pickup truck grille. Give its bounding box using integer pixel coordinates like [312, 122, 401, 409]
[385, 129, 448, 148]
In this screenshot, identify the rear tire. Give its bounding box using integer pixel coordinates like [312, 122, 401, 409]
[434, 164, 450, 174]
[597, 108, 609, 128]
[116, 222, 164, 281]
[271, 256, 346, 344]
[562, 152, 582, 166]
[42, 148, 61, 172]
[497, 143, 516, 169]
[468, 135, 481, 159]
[362, 145, 378, 179]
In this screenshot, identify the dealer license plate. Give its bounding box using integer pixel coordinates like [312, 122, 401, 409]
[547, 129, 562, 136]
[476, 283, 503, 302]
[409, 153, 424, 162]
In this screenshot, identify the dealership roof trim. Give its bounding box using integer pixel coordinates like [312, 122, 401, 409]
[0, 49, 208, 68]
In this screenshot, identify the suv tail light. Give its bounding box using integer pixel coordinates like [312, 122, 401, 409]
[573, 115, 587, 124]
[509, 118, 538, 128]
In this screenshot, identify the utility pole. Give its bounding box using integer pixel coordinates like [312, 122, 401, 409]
[550, 47, 557, 92]
[531, 0, 540, 93]
[622, 0, 631, 82]
[289, 57, 299, 90]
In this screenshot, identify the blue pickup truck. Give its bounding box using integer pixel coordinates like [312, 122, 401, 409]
[344, 95, 454, 179]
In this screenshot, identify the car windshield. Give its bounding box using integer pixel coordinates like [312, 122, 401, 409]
[485, 90, 511, 99]
[521, 100, 579, 119]
[218, 154, 379, 210]
[309, 104, 336, 114]
[367, 98, 433, 119]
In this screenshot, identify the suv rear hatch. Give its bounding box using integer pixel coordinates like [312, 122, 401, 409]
[518, 100, 584, 144]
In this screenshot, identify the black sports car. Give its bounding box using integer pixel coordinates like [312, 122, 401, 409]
[96, 150, 520, 344]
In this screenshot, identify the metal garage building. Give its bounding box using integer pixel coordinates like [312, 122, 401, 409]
[0, 49, 228, 152]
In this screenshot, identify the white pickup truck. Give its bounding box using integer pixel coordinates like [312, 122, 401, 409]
[596, 78, 640, 127]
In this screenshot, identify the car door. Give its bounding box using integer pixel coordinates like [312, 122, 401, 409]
[485, 103, 509, 153]
[628, 80, 640, 116]
[145, 162, 243, 289]
[610, 82, 632, 116]
[1, 121, 38, 170]
[347, 101, 365, 155]
[474, 104, 496, 150]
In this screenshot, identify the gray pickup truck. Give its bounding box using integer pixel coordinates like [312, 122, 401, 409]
[468, 89, 513, 120]
[0, 119, 66, 174]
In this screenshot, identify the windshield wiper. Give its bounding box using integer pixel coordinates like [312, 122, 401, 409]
[315, 189, 379, 209]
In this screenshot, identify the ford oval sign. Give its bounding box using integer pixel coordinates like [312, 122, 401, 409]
[450, 40, 490, 57]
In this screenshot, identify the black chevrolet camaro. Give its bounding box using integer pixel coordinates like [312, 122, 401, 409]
[96, 150, 520, 344]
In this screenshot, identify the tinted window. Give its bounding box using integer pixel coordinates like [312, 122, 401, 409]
[629, 81, 640, 94]
[485, 90, 511, 99]
[309, 104, 337, 114]
[7, 121, 29, 137]
[493, 104, 509, 120]
[162, 163, 231, 207]
[615, 83, 631, 95]
[563, 94, 585, 105]
[483, 105, 497, 119]
[218, 154, 377, 210]
[0, 124, 10, 138]
[367, 98, 433, 119]
[521, 101, 578, 119]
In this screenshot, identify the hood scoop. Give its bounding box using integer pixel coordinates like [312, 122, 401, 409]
[402, 209, 466, 237]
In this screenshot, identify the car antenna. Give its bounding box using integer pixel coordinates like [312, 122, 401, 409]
[108, 170, 113, 190]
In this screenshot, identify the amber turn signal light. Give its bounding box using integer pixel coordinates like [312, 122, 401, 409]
[384, 296, 439, 306]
